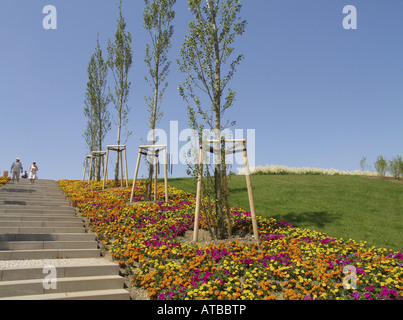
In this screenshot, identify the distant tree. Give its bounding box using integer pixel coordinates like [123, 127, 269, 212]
[83, 35, 111, 181]
[107, 0, 133, 187]
[387, 155, 402, 180]
[359, 156, 366, 172]
[177, 0, 247, 239]
[374, 155, 388, 177]
[143, 0, 176, 200]
[359, 155, 371, 173]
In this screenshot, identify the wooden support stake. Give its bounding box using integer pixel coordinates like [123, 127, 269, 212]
[223, 169, 232, 237]
[193, 144, 204, 242]
[154, 151, 158, 202]
[242, 141, 259, 243]
[124, 148, 128, 188]
[130, 149, 142, 203]
[119, 151, 123, 187]
[88, 155, 94, 184]
[102, 145, 128, 190]
[193, 139, 259, 245]
[164, 147, 169, 203]
[130, 145, 169, 204]
[102, 149, 109, 190]
[82, 155, 91, 181]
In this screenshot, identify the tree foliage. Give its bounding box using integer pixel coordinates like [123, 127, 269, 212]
[107, 0, 133, 186]
[83, 35, 111, 181]
[143, 0, 176, 199]
[177, 0, 246, 239]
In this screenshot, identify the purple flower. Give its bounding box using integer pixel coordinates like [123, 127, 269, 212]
[365, 286, 375, 292]
[351, 292, 360, 300]
[363, 293, 372, 299]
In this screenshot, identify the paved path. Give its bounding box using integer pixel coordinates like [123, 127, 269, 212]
[0, 179, 130, 300]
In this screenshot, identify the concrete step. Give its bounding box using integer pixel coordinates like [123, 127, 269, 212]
[0, 215, 82, 222]
[0, 275, 124, 298]
[0, 289, 130, 300]
[0, 190, 66, 195]
[0, 201, 72, 207]
[0, 233, 96, 242]
[0, 241, 97, 250]
[0, 191, 65, 197]
[0, 207, 76, 214]
[0, 258, 119, 281]
[0, 248, 101, 260]
[0, 227, 86, 234]
[0, 179, 129, 300]
[0, 221, 84, 228]
[0, 194, 67, 199]
[0, 190, 65, 195]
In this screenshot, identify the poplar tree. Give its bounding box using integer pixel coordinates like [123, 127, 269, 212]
[107, 0, 133, 187]
[177, 0, 246, 239]
[83, 35, 111, 181]
[143, 0, 176, 200]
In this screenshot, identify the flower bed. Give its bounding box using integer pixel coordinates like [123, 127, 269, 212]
[57, 180, 403, 300]
[0, 177, 10, 187]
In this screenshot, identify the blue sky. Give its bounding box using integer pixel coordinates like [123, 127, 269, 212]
[0, 0, 402, 180]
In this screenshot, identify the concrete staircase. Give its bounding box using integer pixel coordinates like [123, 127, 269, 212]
[0, 179, 130, 300]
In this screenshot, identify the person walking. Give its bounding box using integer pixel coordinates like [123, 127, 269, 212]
[10, 157, 23, 183]
[29, 161, 39, 184]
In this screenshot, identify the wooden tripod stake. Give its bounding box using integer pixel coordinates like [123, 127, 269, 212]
[193, 139, 259, 244]
[82, 155, 92, 181]
[88, 151, 106, 184]
[130, 145, 169, 203]
[102, 145, 129, 190]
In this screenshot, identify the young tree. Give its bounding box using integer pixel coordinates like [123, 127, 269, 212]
[387, 155, 403, 180]
[107, 0, 133, 187]
[143, 0, 176, 200]
[177, 0, 247, 239]
[374, 155, 388, 177]
[83, 35, 111, 181]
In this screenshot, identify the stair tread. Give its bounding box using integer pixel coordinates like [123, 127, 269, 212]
[0, 274, 123, 286]
[0, 180, 128, 300]
[0, 258, 117, 270]
[0, 289, 130, 300]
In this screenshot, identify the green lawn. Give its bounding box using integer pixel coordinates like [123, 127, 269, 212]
[165, 175, 403, 252]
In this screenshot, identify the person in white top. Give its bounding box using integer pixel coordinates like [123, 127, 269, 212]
[29, 161, 39, 184]
[10, 157, 23, 183]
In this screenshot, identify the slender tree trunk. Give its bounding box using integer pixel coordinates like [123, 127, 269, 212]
[97, 112, 103, 181]
[210, 3, 226, 239]
[147, 59, 160, 200]
[115, 106, 122, 186]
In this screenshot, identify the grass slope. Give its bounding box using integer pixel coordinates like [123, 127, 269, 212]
[166, 175, 403, 252]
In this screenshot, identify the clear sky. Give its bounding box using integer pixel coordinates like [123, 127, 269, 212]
[1, 0, 402, 181]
